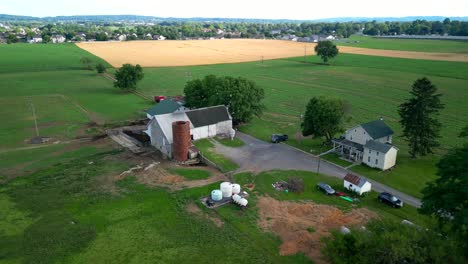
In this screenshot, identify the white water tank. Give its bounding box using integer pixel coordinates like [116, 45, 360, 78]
[211, 190, 223, 201]
[232, 194, 241, 203]
[232, 184, 241, 195]
[239, 198, 248, 207]
[220, 182, 233, 198]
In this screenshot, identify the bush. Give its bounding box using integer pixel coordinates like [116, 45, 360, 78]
[287, 177, 305, 193]
[96, 63, 106, 74]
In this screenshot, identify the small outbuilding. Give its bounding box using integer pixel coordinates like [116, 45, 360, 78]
[343, 173, 371, 195]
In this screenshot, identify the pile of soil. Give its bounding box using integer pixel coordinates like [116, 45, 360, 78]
[257, 197, 376, 263]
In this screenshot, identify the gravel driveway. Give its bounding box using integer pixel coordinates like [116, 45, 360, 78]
[213, 132, 422, 208]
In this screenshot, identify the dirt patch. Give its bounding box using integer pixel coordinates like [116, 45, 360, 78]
[257, 196, 377, 263]
[186, 201, 224, 227]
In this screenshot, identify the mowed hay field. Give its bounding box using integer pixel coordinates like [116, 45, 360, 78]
[77, 39, 468, 68]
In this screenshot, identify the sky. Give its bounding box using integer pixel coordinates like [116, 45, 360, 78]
[0, 0, 467, 20]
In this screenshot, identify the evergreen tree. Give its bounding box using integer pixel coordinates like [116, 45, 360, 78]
[398, 77, 444, 158]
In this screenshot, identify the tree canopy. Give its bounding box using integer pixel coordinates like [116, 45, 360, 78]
[301, 97, 345, 142]
[114, 64, 144, 91]
[398, 77, 444, 158]
[184, 75, 264, 124]
[420, 142, 468, 244]
[314, 40, 339, 63]
[323, 220, 465, 264]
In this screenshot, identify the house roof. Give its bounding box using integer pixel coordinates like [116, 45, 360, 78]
[364, 140, 396, 153]
[147, 100, 183, 116]
[185, 105, 231, 128]
[344, 173, 369, 188]
[360, 120, 394, 139]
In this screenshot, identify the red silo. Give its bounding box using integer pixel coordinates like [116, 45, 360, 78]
[172, 121, 191, 162]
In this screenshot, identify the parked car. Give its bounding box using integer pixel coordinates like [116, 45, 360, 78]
[317, 182, 336, 195]
[378, 192, 403, 208]
[271, 134, 288, 143]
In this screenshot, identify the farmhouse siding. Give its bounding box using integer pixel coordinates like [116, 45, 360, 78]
[383, 148, 398, 170]
[345, 126, 373, 145]
[147, 119, 173, 158]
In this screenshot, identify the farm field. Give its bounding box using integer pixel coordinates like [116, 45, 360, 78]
[77, 39, 468, 68]
[0, 44, 150, 150]
[337, 35, 468, 53]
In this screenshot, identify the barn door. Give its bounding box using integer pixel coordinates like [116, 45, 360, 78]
[208, 124, 217, 137]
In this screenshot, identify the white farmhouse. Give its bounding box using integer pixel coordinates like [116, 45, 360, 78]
[343, 173, 371, 195]
[332, 119, 398, 170]
[51, 35, 66, 43]
[145, 105, 234, 158]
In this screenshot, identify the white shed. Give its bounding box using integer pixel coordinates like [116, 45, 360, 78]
[343, 173, 371, 195]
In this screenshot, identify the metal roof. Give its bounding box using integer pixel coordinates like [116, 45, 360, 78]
[344, 173, 369, 188]
[364, 140, 395, 153]
[332, 138, 364, 152]
[147, 100, 183, 116]
[360, 120, 394, 139]
[185, 105, 231, 128]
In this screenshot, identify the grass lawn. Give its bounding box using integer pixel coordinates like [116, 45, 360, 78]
[234, 170, 434, 227]
[0, 148, 311, 264]
[336, 35, 468, 53]
[193, 139, 239, 172]
[215, 136, 245, 147]
[168, 168, 211, 180]
[321, 153, 353, 168]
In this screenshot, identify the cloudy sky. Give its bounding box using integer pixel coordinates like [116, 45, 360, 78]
[1, 0, 467, 19]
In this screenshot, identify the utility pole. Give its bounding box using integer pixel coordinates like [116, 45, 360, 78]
[304, 45, 307, 63]
[262, 55, 264, 65]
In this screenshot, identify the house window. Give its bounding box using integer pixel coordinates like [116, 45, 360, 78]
[375, 159, 378, 165]
[355, 129, 356, 132]
[368, 156, 370, 162]
[377, 152, 379, 156]
[369, 149, 371, 154]
[387, 136, 390, 141]
[350, 136, 353, 140]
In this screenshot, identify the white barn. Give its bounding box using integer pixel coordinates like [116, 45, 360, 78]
[145, 105, 234, 158]
[343, 173, 371, 195]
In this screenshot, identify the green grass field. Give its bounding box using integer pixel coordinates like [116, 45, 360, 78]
[337, 35, 468, 53]
[0, 44, 150, 150]
[0, 149, 311, 264]
[193, 139, 239, 172]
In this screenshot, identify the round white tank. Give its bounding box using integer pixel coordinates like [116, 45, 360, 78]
[211, 190, 223, 201]
[239, 198, 248, 207]
[232, 194, 241, 203]
[220, 182, 233, 198]
[232, 184, 241, 195]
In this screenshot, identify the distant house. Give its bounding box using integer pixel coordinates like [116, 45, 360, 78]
[343, 173, 371, 195]
[51, 34, 66, 43]
[116, 34, 127, 41]
[152, 35, 166, 40]
[145, 105, 234, 158]
[271, 29, 282, 35]
[332, 119, 398, 170]
[146, 99, 186, 119]
[28, 35, 43, 43]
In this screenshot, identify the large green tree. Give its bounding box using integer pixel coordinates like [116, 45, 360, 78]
[398, 77, 444, 158]
[114, 64, 144, 91]
[314, 40, 339, 64]
[420, 142, 468, 245]
[323, 220, 465, 264]
[184, 75, 264, 124]
[301, 97, 345, 142]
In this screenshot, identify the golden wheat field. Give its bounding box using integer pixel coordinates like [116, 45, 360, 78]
[76, 39, 468, 67]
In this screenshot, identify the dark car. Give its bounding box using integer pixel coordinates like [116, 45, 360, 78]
[378, 192, 403, 208]
[317, 182, 336, 195]
[271, 134, 288, 143]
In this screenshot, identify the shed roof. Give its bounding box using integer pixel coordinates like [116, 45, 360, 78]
[364, 140, 395, 153]
[360, 120, 394, 139]
[185, 105, 231, 128]
[147, 100, 183, 116]
[344, 173, 368, 188]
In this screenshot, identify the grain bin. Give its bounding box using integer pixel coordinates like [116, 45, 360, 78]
[172, 121, 191, 162]
[211, 190, 223, 201]
[220, 182, 233, 198]
[232, 184, 241, 195]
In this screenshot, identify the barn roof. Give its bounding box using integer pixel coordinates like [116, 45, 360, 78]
[344, 173, 368, 188]
[147, 100, 183, 116]
[360, 120, 394, 139]
[185, 105, 231, 128]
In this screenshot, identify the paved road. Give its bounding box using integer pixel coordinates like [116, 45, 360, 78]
[213, 132, 422, 208]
